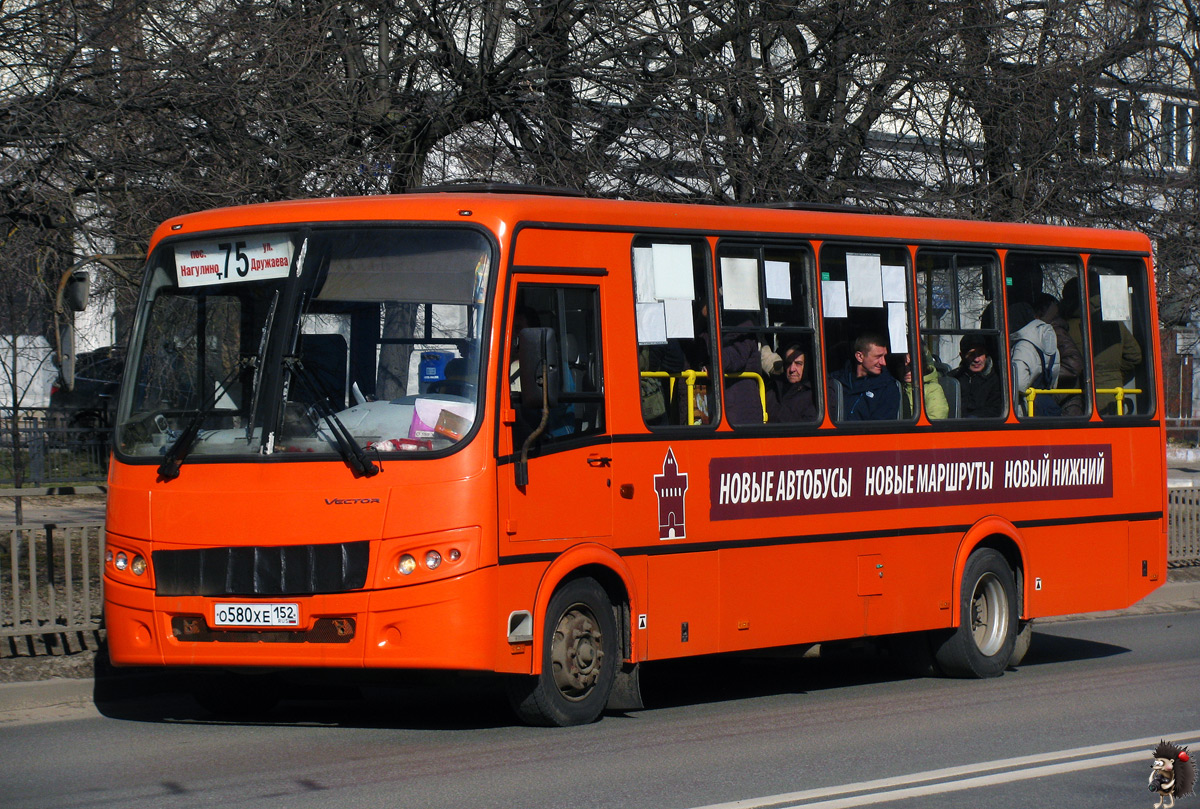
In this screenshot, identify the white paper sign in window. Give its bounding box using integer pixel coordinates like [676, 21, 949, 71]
[633, 247, 657, 303]
[822, 280, 848, 318]
[1099, 274, 1132, 322]
[651, 243, 695, 301]
[882, 264, 907, 302]
[847, 253, 884, 308]
[764, 260, 792, 303]
[175, 236, 293, 288]
[663, 298, 695, 339]
[720, 256, 760, 310]
[636, 302, 667, 345]
[888, 302, 908, 352]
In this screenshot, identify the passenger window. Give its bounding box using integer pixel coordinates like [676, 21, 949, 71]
[632, 238, 718, 427]
[508, 284, 604, 445]
[916, 251, 1005, 420]
[1085, 256, 1153, 417]
[1004, 252, 1087, 418]
[715, 243, 817, 427]
[820, 244, 911, 423]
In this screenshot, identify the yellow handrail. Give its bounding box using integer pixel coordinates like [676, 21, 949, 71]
[639, 370, 768, 424]
[1024, 387, 1142, 416]
[725, 372, 768, 423]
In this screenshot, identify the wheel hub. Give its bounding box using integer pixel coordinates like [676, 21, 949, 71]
[969, 573, 1009, 656]
[551, 606, 605, 701]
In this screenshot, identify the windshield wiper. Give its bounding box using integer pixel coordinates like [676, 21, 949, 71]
[246, 290, 279, 441]
[157, 356, 255, 481]
[284, 356, 379, 478]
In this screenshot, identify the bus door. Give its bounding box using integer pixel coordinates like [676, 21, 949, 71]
[500, 281, 612, 542]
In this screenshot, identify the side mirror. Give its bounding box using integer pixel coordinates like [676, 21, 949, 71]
[58, 321, 77, 391]
[518, 327, 561, 410]
[64, 271, 90, 312]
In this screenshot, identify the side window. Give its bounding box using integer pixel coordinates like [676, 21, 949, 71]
[509, 284, 604, 445]
[1085, 256, 1153, 417]
[715, 242, 817, 427]
[1005, 252, 1087, 418]
[632, 238, 718, 427]
[917, 251, 1006, 420]
[820, 244, 911, 423]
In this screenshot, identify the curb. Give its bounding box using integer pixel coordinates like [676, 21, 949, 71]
[0, 677, 95, 718]
[1168, 447, 1200, 463]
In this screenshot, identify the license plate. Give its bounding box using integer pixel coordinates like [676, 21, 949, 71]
[213, 602, 300, 628]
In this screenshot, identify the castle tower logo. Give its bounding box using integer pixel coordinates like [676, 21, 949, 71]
[654, 447, 688, 539]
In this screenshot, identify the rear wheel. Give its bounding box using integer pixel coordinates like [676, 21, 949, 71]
[507, 578, 618, 727]
[933, 548, 1018, 678]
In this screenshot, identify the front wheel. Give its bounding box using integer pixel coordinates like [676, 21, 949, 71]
[933, 548, 1018, 678]
[507, 578, 618, 727]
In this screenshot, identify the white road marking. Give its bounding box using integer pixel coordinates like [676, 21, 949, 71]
[691, 731, 1200, 809]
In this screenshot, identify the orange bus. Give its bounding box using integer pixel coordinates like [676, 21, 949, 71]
[103, 188, 1166, 725]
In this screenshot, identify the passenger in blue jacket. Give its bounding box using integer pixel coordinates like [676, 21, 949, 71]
[830, 333, 900, 420]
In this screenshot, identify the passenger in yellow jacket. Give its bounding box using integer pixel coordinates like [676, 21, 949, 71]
[899, 351, 949, 420]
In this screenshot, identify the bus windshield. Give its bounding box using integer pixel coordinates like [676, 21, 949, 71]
[115, 226, 492, 465]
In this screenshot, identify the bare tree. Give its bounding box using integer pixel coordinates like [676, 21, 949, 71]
[3, 0, 1200, 379]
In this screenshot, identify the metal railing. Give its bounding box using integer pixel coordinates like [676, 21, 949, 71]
[1, 522, 105, 650]
[1167, 419, 1200, 447]
[1168, 487, 1200, 568]
[0, 407, 111, 486]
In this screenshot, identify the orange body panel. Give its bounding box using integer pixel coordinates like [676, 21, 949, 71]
[105, 193, 1168, 678]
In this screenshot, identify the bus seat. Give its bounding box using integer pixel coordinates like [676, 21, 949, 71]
[939, 375, 961, 419]
[829, 377, 845, 422]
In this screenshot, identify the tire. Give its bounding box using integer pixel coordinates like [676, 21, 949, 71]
[933, 548, 1018, 678]
[507, 578, 618, 727]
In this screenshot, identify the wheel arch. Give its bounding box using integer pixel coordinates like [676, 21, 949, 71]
[532, 544, 639, 667]
[953, 516, 1028, 627]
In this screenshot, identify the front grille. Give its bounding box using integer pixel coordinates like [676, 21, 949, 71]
[172, 616, 356, 644]
[153, 541, 370, 597]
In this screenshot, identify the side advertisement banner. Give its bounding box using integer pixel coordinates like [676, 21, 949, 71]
[708, 444, 1112, 520]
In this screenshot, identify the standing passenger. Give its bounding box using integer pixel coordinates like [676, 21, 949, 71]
[1034, 292, 1084, 416]
[1082, 273, 1142, 414]
[1008, 301, 1059, 415]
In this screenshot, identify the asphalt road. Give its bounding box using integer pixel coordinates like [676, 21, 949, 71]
[3, 609, 1198, 809]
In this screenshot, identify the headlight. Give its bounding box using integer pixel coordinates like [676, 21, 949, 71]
[397, 554, 417, 575]
[425, 550, 442, 570]
[115, 552, 128, 571]
[130, 555, 147, 576]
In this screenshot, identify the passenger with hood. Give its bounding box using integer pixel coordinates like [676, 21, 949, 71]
[899, 347, 949, 420]
[766, 345, 817, 423]
[1008, 300, 1060, 415]
[951, 335, 1003, 418]
[830, 332, 900, 421]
